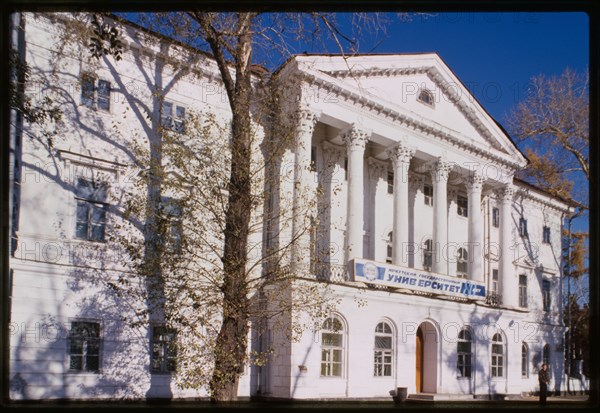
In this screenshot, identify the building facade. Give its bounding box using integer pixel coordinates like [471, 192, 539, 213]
[8, 13, 572, 401]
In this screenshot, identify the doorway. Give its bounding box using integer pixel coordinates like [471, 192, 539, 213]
[416, 321, 438, 393]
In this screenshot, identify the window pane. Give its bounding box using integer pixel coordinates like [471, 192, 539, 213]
[87, 355, 99, 371]
[70, 355, 83, 370]
[375, 336, 392, 349]
[332, 349, 342, 363]
[81, 77, 95, 107]
[97, 80, 111, 111]
[332, 363, 341, 377]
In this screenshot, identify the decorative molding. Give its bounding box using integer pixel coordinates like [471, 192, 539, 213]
[429, 157, 453, 182]
[497, 184, 515, 203]
[342, 125, 370, 151]
[289, 68, 525, 171]
[466, 172, 485, 193]
[386, 142, 415, 167]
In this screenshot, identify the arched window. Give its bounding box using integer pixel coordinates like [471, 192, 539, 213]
[386, 232, 393, 264]
[418, 89, 435, 107]
[543, 344, 550, 366]
[491, 333, 504, 377]
[457, 328, 472, 378]
[457, 248, 468, 278]
[521, 343, 529, 377]
[321, 315, 344, 377]
[374, 321, 394, 377]
[423, 239, 433, 270]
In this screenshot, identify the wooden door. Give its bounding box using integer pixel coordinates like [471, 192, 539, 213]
[416, 327, 423, 392]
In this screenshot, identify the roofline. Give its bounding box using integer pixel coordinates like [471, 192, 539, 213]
[513, 177, 574, 210]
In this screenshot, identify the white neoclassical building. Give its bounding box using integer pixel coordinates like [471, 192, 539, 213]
[8, 13, 575, 401]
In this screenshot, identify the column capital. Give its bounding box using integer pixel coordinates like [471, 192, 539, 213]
[386, 143, 415, 167]
[342, 125, 370, 151]
[466, 172, 485, 193]
[298, 110, 320, 135]
[497, 184, 515, 202]
[429, 157, 453, 182]
[367, 157, 388, 179]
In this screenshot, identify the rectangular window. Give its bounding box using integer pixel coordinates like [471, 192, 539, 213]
[519, 274, 528, 308]
[81, 75, 111, 111]
[492, 269, 499, 293]
[492, 207, 500, 228]
[457, 195, 468, 217]
[542, 280, 551, 312]
[491, 344, 504, 377]
[75, 178, 108, 242]
[161, 101, 186, 133]
[151, 325, 177, 373]
[160, 197, 183, 252]
[543, 226, 551, 244]
[519, 217, 528, 237]
[69, 321, 100, 372]
[457, 341, 472, 378]
[387, 171, 394, 194]
[423, 184, 433, 206]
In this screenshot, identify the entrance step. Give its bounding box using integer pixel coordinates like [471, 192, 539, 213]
[407, 393, 475, 401]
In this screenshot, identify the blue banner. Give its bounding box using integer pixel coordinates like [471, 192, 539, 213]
[353, 259, 485, 300]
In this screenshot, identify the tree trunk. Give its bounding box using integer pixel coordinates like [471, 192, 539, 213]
[210, 41, 253, 401]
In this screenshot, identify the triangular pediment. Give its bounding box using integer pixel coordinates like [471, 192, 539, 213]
[293, 54, 527, 167]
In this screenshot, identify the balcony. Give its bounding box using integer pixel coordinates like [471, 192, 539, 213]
[313, 262, 349, 284]
[485, 291, 502, 307]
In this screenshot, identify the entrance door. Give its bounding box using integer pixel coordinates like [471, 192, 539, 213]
[416, 326, 424, 392]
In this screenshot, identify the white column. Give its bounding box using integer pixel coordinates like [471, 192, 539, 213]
[388, 144, 415, 267]
[290, 110, 318, 276]
[467, 173, 485, 282]
[430, 158, 452, 275]
[499, 184, 516, 306]
[343, 126, 369, 263]
[367, 158, 388, 262]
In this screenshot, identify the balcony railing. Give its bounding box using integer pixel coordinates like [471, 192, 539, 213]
[313, 262, 349, 284]
[485, 291, 502, 307]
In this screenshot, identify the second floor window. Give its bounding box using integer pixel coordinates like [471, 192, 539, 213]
[542, 280, 551, 312]
[161, 101, 186, 133]
[423, 239, 433, 271]
[457, 248, 468, 278]
[423, 184, 433, 206]
[160, 196, 183, 252]
[543, 226, 551, 244]
[492, 269, 499, 293]
[386, 232, 393, 264]
[81, 75, 111, 111]
[519, 217, 528, 237]
[457, 195, 468, 217]
[75, 178, 108, 242]
[519, 274, 528, 308]
[387, 171, 394, 194]
[492, 207, 500, 227]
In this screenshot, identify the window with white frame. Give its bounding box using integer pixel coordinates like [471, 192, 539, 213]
[387, 170, 394, 194]
[386, 232, 393, 264]
[151, 325, 177, 373]
[374, 321, 393, 377]
[457, 328, 472, 378]
[519, 217, 528, 237]
[457, 195, 468, 217]
[543, 280, 551, 312]
[491, 333, 504, 377]
[321, 315, 344, 377]
[69, 321, 100, 372]
[492, 207, 500, 227]
[423, 239, 433, 271]
[81, 75, 111, 111]
[522, 343, 529, 378]
[457, 248, 468, 278]
[161, 101, 186, 133]
[423, 184, 433, 206]
[519, 274, 528, 308]
[75, 177, 108, 242]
